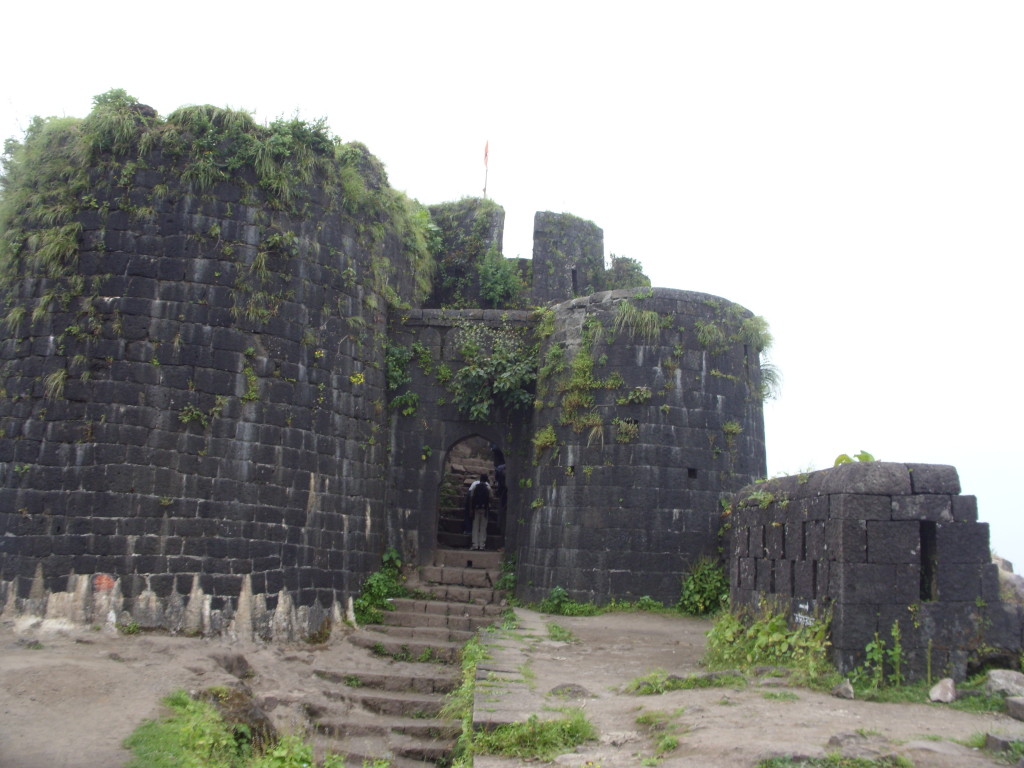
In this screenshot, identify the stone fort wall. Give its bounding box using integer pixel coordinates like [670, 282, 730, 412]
[518, 288, 767, 606]
[0, 96, 772, 636]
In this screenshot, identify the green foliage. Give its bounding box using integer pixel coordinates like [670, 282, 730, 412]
[533, 306, 556, 339]
[384, 344, 412, 390]
[625, 669, 746, 695]
[615, 386, 651, 406]
[443, 636, 489, 767]
[123, 690, 242, 768]
[613, 299, 660, 343]
[391, 390, 419, 416]
[124, 689, 350, 768]
[429, 197, 504, 307]
[0, 89, 437, 350]
[738, 315, 773, 351]
[241, 365, 259, 402]
[759, 356, 783, 401]
[604, 254, 651, 290]
[43, 368, 68, 399]
[851, 620, 907, 692]
[678, 557, 729, 616]
[352, 548, 407, 625]
[537, 343, 567, 383]
[471, 710, 596, 761]
[447, 320, 536, 421]
[496, 555, 517, 591]
[546, 623, 578, 643]
[478, 246, 525, 308]
[538, 586, 601, 616]
[834, 450, 876, 466]
[705, 605, 836, 688]
[117, 620, 141, 635]
[611, 417, 639, 443]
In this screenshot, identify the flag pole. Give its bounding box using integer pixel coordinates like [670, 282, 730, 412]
[483, 140, 489, 199]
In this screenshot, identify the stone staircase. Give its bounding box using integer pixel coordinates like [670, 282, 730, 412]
[305, 548, 506, 767]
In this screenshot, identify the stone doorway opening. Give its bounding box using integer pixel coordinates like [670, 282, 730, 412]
[436, 435, 505, 550]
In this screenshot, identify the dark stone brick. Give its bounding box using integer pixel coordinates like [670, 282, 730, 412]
[866, 520, 919, 564]
[832, 602, 881, 651]
[906, 463, 960, 494]
[936, 522, 989, 565]
[829, 494, 891, 521]
[765, 524, 785, 559]
[832, 562, 897, 604]
[952, 495, 978, 522]
[738, 557, 755, 590]
[805, 521, 826, 560]
[755, 558, 774, 592]
[826, 519, 867, 562]
[793, 560, 816, 598]
[936, 563, 984, 603]
[819, 462, 912, 495]
[892, 494, 953, 522]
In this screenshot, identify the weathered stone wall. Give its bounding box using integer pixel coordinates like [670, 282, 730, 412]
[530, 212, 605, 304]
[0, 98, 774, 635]
[728, 462, 1023, 679]
[0, 129, 419, 636]
[517, 287, 768, 606]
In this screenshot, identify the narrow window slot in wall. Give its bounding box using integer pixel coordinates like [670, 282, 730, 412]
[920, 521, 938, 601]
[687, 467, 698, 480]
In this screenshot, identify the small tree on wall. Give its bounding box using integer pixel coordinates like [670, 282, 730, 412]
[448, 320, 536, 421]
[604, 254, 651, 291]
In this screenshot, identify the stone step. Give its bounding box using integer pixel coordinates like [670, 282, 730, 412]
[343, 687, 448, 718]
[313, 667, 458, 695]
[438, 516, 503, 535]
[381, 608, 497, 633]
[390, 733, 454, 763]
[310, 732, 438, 768]
[389, 597, 505, 618]
[437, 531, 504, 550]
[312, 712, 459, 741]
[412, 583, 503, 605]
[432, 548, 503, 570]
[348, 630, 463, 664]
[363, 623, 476, 644]
[419, 564, 499, 588]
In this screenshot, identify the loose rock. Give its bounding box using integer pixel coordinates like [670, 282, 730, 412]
[832, 679, 855, 699]
[986, 669, 1024, 697]
[930, 677, 957, 703]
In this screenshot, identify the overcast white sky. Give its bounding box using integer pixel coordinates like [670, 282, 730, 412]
[3, 2, 1022, 567]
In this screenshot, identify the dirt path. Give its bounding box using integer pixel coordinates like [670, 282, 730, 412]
[515, 611, 1024, 767]
[2, 611, 1023, 767]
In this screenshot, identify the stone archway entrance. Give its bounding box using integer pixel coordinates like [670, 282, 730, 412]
[436, 435, 505, 550]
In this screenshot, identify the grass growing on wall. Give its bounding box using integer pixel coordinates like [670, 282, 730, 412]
[0, 89, 436, 313]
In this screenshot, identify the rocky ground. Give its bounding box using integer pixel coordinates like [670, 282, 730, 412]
[2, 610, 1024, 768]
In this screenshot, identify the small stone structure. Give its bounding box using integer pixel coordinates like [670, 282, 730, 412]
[728, 462, 1023, 679]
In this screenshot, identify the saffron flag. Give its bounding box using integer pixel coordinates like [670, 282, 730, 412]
[484, 141, 489, 168]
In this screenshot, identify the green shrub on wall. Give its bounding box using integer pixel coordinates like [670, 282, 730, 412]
[448, 319, 536, 421]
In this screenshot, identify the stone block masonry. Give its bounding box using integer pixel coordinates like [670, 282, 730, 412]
[0, 104, 425, 638]
[518, 287, 768, 606]
[728, 462, 1023, 680]
[0, 95, 776, 636]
